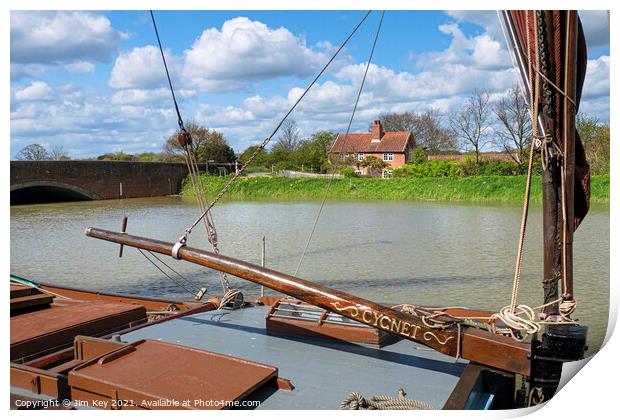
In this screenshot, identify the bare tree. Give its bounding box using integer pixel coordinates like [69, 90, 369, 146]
[449, 90, 492, 163]
[413, 109, 458, 154]
[494, 86, 532, 163]
[379, 109, 457, 154]
[271, 119, 300, 161]
[49, 145, 71, 160]
[378, 112, 417, 132]
[14, 144, 50, 161]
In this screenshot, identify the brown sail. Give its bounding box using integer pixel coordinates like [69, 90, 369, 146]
[508, 10, 590, 228]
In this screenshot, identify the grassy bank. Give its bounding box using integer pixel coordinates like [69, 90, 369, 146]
[182, 174, 610, 204]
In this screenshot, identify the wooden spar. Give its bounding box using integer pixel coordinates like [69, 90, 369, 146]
[85, 227, 532, 376]
[562, 11, 578, 301]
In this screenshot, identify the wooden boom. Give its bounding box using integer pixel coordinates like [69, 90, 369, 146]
[85, 227, 531, 376]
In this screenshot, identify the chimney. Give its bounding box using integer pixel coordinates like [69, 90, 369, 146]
[370, 120, 384, 142]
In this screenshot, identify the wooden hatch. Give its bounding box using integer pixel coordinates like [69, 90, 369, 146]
[68, 339, 279, 410]
[266, 298, 398, 346]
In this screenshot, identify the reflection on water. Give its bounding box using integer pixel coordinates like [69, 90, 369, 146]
[10, 196, 609, 354]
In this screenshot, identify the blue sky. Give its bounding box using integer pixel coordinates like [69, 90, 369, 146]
[10, 10, 610, 158]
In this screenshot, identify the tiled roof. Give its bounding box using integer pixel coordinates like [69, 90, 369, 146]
[330, 131, 412, 153]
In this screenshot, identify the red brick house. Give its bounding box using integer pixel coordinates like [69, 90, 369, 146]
[330, 120, 415, 178]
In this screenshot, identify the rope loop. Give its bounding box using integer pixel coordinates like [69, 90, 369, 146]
[339, 389, 433, 410]
[491, 305, 540, 341]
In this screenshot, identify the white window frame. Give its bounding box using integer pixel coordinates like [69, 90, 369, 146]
[355, 169, 363, 175]
[383, 169, 393, 179]
[383, 152, 394, 162]
[356, 153, 365, 161]
[339, 152, 346, 160]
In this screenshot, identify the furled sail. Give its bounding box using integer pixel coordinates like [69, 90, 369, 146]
[507, 10, 590, 228]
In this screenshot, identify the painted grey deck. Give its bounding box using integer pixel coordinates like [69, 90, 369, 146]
[121, 305, 467, 409]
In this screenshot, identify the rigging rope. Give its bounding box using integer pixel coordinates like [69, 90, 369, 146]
[294, 10, 385, 276]
[137, 248, 200, 296]
[173, 10, 373, 249]
[150, 10, 229, 294]
[150, 10, 185, 131]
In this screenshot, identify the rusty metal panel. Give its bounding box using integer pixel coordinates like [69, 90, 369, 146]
[266, 298, 397, 346]
[10, 363, 70, 399]
[11, 302, 147, 362]
[11, 284, 37, 299]
[73, 335, 126, 361]
[68, 339, 278, 410]
[11, 294, 54, 313]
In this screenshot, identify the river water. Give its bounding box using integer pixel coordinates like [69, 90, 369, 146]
[10, 196, 609, 354]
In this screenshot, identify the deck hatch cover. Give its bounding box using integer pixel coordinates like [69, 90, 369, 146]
[68, 339, 278, 410]
[10, 302, 147, 362]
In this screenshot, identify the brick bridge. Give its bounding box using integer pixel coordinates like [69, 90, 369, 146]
[10, 161, 190, 205]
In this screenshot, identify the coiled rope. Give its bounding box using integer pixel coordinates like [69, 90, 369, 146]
[340, 389, 433, 410]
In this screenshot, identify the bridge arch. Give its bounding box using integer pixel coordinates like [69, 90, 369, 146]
[10, 181, 102, 205]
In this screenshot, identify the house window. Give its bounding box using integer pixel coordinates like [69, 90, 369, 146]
[355, 169, 363, 175]
[339, 152, 346, 160]
[383, 153, 394, 162]
[356, 153, 365, 161]
[383, 169, 393, 179]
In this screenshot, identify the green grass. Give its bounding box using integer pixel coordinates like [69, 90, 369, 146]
[182, 174, 609, 204]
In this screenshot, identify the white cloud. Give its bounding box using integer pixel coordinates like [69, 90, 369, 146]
[110, 88, 196, 105]
[63, 61, 96, 74]
[581, 55, 609, 106]
[182, 17, 329, 91]
[416, 23, 509, 70]
[195, 105, 255, 127]
[109, 45, 178, 89]
[445, 10, 502, 38]
[10, 11, 126, 65]
[10, 63, 46, 81]
[14, 81, 55, 102]
[10, 82, 178, 157]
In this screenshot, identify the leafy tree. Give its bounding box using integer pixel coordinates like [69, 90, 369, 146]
[137, 152, 164, 162]
[15, 144, 50, 161]
[449, 90, 492, 163]
[494, 86, 532, 164]
[413, 146, 427, 164]
[239, 145, 272, 167]
[97, 151, 137, 161]
[164, 121, 235, 163]
[577, 114, 610, 175]
[294, 130, 334, 171]
[359, 155, 389, 177]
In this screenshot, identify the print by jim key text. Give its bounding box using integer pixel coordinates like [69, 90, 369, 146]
[13, 398, 262, 409]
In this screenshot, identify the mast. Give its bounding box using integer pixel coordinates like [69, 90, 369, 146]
[503, 10, 588, 318]
[539, 10, 563, 318]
